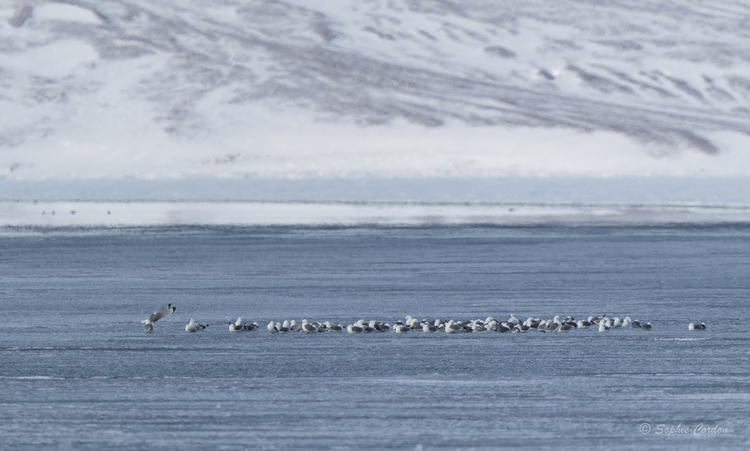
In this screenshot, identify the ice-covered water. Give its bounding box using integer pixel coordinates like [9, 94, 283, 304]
[1, 225, 749, 449]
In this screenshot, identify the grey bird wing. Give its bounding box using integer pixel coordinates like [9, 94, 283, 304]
[148, 304, 176, 323]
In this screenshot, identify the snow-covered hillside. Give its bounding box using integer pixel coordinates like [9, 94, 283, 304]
[2, 0, 750, 189]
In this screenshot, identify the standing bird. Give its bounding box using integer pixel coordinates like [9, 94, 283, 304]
[141, 304, 176, 333]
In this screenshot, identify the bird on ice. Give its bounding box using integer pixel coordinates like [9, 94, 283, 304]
[229, 318, 245, 332]
[185, 319, 208, 332]
[141, 304, 176, 332]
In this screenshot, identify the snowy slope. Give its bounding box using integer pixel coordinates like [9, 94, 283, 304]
[2, 0, 750, 185]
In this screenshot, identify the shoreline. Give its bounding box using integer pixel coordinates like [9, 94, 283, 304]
[3, 200, 750, 227]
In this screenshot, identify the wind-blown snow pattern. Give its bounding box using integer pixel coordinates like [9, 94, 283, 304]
[2, 0, 750, 182]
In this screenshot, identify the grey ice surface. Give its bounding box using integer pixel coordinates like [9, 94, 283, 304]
[1, 225, 749, 449]
[2, 176, 750, 205]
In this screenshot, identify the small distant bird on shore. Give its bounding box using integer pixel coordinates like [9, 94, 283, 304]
[141, 304, 176, 332]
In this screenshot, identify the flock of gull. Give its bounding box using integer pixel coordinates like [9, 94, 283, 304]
[139, 304, 703, 335]
[254, 314, 655, 334]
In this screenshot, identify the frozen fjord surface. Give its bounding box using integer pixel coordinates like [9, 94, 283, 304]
[5, 176, 750, 205]
[2, 1, 750, 185]
[1, 225, 750, 449]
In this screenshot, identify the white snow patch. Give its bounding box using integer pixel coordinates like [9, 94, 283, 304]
[0, 39, 97, 78]
[5, 107, 750, 181]
[30, 4, 103, 25]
